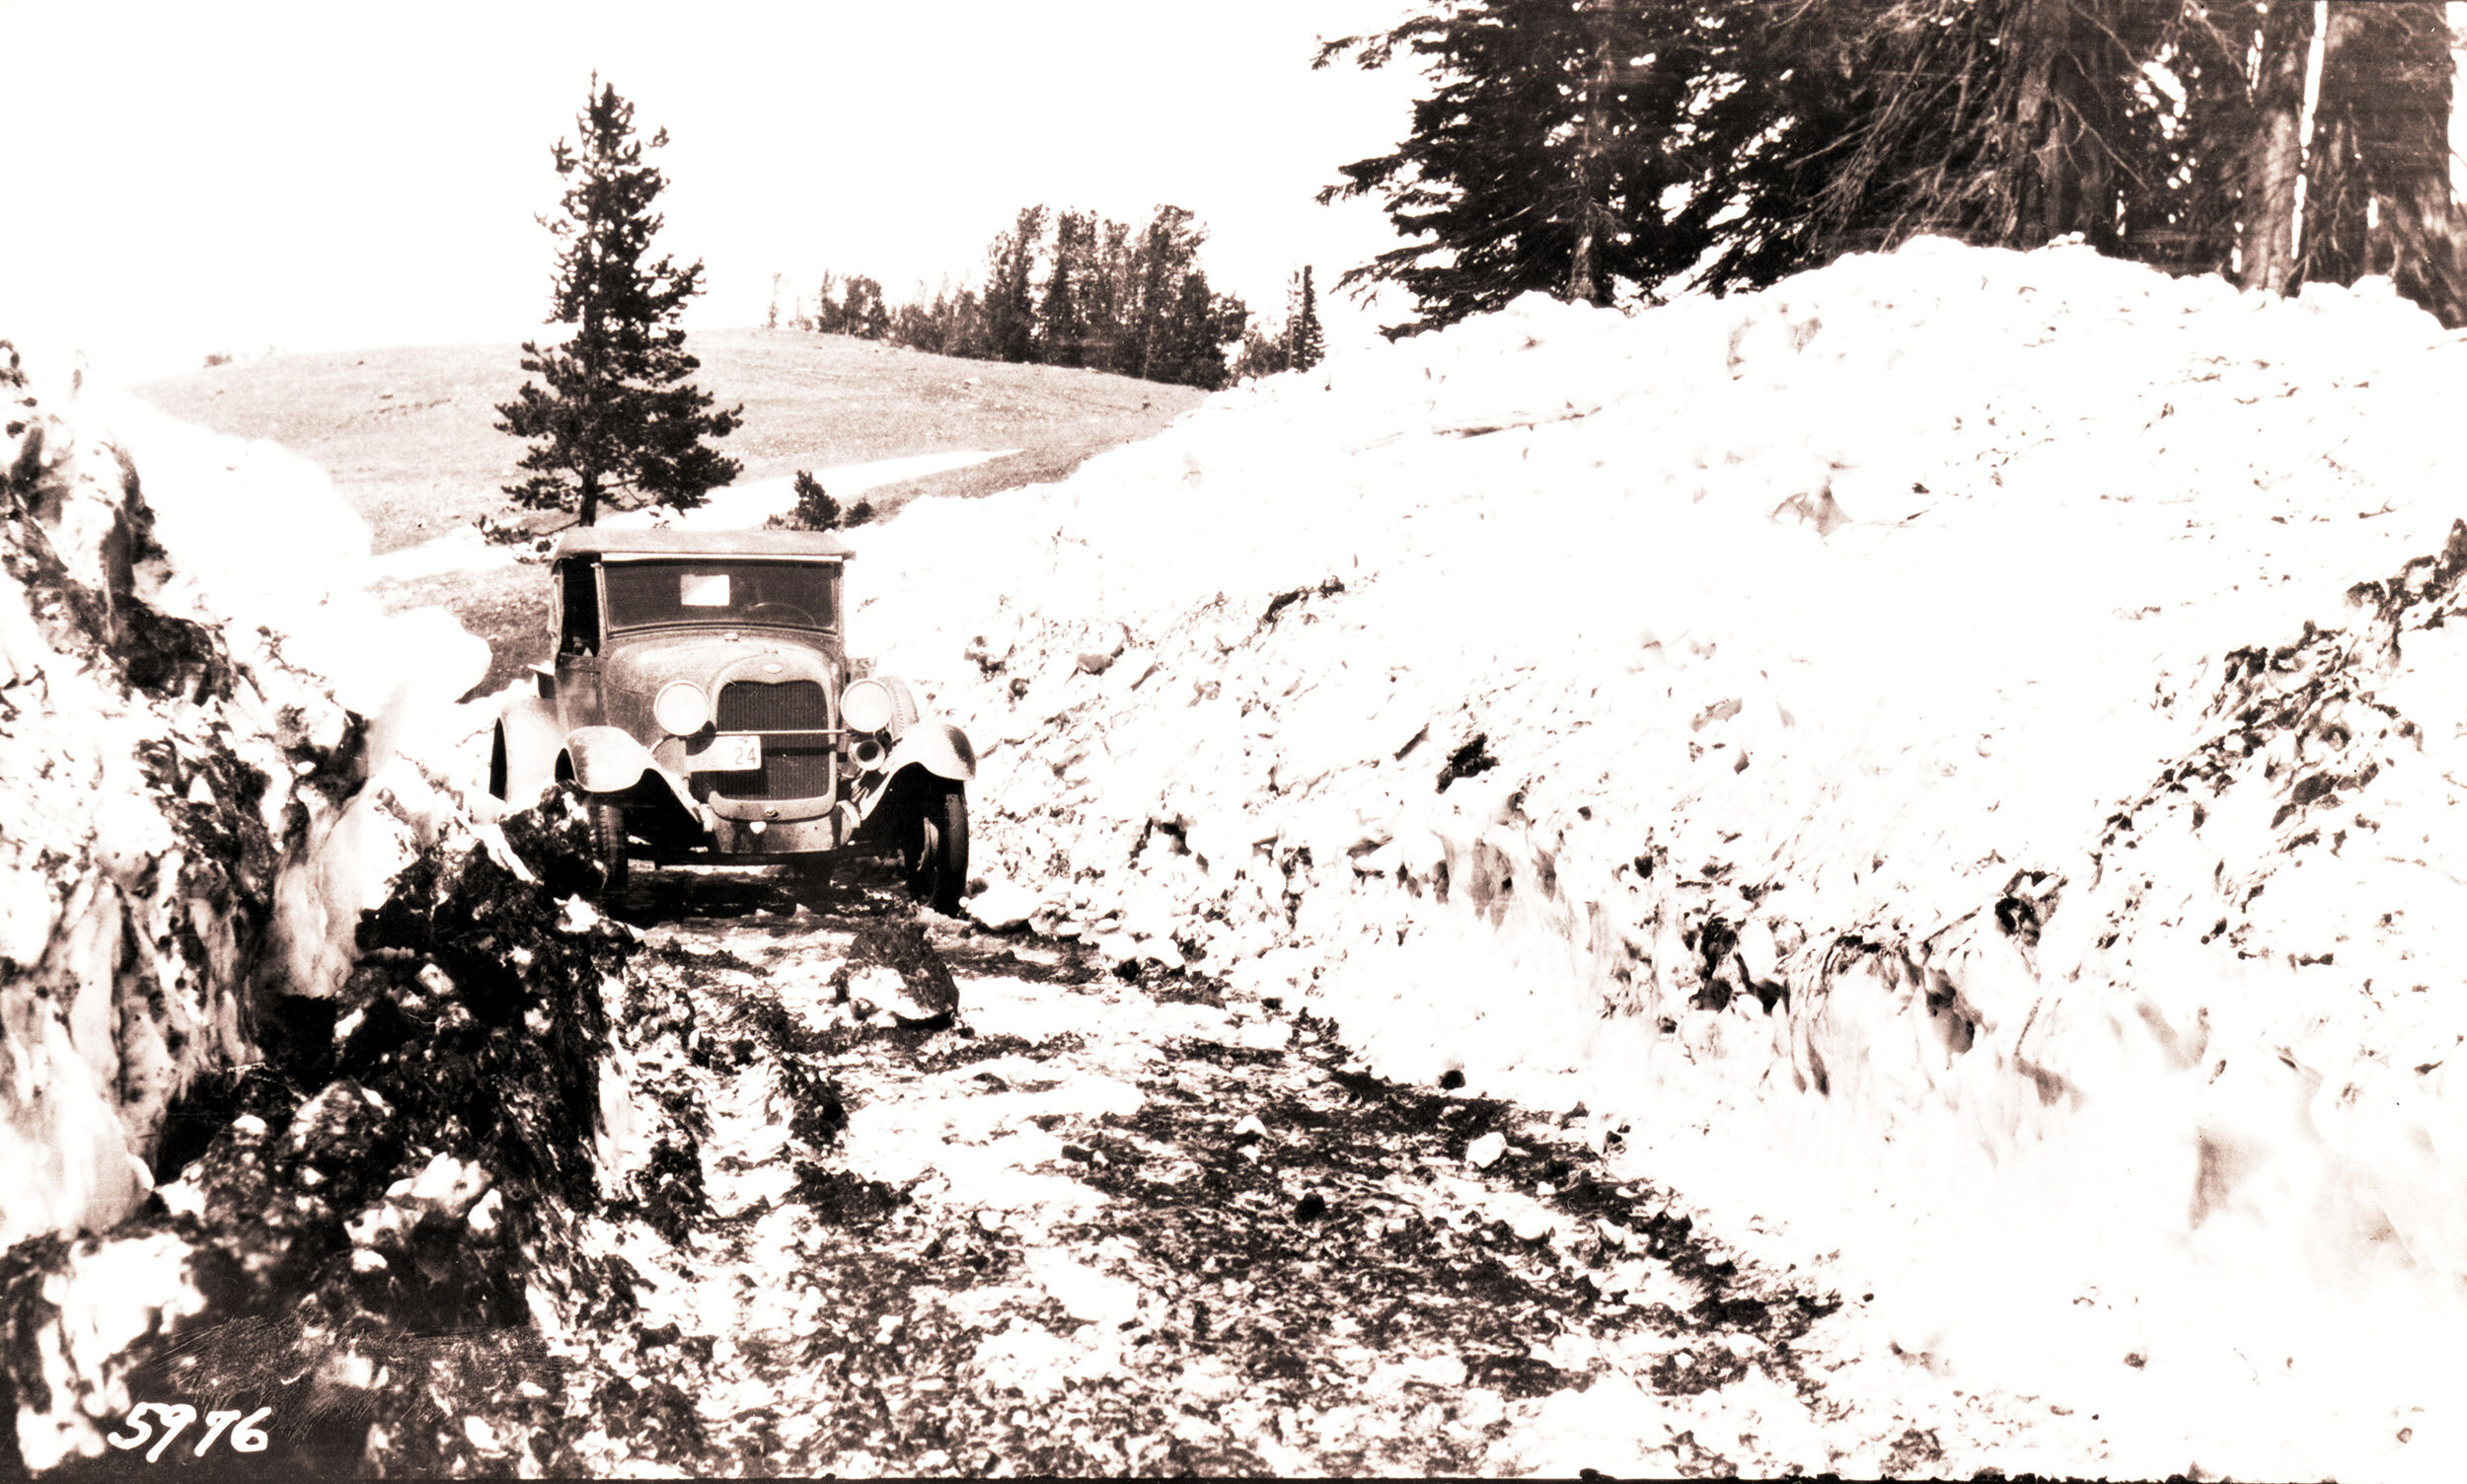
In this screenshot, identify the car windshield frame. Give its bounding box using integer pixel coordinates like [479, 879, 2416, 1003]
[599, 557, 844, 634]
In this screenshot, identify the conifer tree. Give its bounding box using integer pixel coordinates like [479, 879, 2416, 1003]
[1318, 0, 1705, 334]
[1084, 218, 1135, 373]
[2129, 2, 2265, 279]
[1040, 211, 1089, 367]
[1122, 206, 1204, 377]
[2237, 0, 2311, 294]
[2301, 1, 2465, 320]
[857, 204, 1252, 386]
[1233, 324, 1293, 381]
[1333, 0, 2457, 329]
[842, 275, 889, 339]
[980, 206, 1047, 363]
[495, 78, 741, 527]
[1287, 265, 1325, 371]
[1152, 270, 1239, 390]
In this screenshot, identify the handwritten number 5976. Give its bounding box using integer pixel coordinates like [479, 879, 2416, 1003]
[105, 1403, 272, 1459]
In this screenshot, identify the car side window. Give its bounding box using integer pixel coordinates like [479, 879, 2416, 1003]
[559, 562, 601, 656]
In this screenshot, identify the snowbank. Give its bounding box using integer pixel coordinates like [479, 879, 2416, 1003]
[0, 344, 560, 1470]
[847, 240, 2467, 1479]
[0, 353, 457, 1252]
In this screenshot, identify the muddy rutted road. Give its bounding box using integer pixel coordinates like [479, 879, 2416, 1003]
[411, 860, 2068, 1480]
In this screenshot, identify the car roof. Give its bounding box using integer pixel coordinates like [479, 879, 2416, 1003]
[551, 527, 856, 560]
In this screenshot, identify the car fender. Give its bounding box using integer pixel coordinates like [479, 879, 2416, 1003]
[883, 720, 976, 784]
[560, 726, 708, 825]
[568, 731, 710, 828]
[491, 696, 563, 803]
[561, 725, 657, 795]
[849, 722, 978, 842]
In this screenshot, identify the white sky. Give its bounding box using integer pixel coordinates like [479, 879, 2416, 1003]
[0, 0, 1426, 385]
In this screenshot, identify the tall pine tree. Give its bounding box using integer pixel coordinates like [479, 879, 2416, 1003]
[1287, 265, 1325, 371]
[980, 206, 1047, 364]
[2302, 1, 2465, 319]
[496, 78, 741, 527]
[1328, 0, 2465, 330]
[1122, 206, 1207, 377]
[1040, 211, 1090, 367]
[1085, 218, 1135, 372]
[2238, 0, 2312, 294]
[2129, 2, 2267, 280]
[1318, 0, 1712, 334]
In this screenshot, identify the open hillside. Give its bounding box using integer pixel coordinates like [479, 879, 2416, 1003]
[132, 329, 1203, 694]
[134, 328, 1204, 551]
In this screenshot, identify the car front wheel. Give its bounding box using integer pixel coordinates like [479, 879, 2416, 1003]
[591, 799, 629, 895]
[902, 780, 967, 916]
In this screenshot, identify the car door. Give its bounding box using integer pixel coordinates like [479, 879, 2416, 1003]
[551, 557, 607, 731]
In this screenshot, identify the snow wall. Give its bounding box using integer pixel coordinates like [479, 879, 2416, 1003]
[0, 349, 651, 1473]
[0, 347, 476, 1254]
[854, 239, 2467, 1480]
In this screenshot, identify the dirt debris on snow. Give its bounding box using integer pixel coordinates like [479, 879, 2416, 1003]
[481, 871, 2076, 1479]
[3, 791, 662, 1478]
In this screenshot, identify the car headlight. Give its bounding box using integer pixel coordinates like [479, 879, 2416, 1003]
[841, 678, 894, 733]
[653, 682, 709, 736]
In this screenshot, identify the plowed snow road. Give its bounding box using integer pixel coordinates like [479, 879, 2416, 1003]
[448, 862, 2110, 1479]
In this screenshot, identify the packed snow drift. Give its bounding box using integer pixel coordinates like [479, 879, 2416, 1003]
[0, 350, 668, 1473]
[846, 239, 2467, 1480]
[0, 348, 476, 1258]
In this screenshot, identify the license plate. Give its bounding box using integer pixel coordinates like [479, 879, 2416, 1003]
[687, 733, 761, 772]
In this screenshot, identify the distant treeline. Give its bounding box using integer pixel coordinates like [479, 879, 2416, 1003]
[771, 205, 1325, 391]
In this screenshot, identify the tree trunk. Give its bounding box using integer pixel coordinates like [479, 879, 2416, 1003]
[2300, 0, 2463, 318]
[1567, 25, 1612, 304]
[2235, 0, 2311, 294]
[2004, 0, 2124, 251]
[2354, 2, 2464, 322]
[2153, 0, 2260, 278]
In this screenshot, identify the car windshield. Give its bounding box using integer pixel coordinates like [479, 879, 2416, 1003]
[602, 560, 840, 631]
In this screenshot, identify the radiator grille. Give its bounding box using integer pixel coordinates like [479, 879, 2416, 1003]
[715, 680, 829, 731]
[709, 748, 834, 802]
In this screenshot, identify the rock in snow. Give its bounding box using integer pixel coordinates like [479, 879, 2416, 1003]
[962, 878, 1040, 932]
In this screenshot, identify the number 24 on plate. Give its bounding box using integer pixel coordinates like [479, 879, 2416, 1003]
[106, 1403, 273, 1462]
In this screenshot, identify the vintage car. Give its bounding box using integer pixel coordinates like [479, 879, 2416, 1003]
[487, 527, 976, 912]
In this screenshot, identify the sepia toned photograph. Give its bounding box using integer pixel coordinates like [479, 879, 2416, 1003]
[3, 1, 2465, 1478]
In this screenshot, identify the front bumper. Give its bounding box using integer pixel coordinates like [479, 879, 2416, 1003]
[707, 808, 846, 855]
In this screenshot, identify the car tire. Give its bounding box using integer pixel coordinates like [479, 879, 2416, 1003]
[592, 799, 629, 894]
[904, 780, 967, 916]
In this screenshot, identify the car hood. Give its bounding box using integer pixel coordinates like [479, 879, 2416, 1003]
[601, 631, 840, 701]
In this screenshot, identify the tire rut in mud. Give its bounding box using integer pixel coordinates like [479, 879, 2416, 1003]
[493, 862, 1871, 1478]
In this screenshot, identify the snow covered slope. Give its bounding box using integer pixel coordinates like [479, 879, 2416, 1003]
[851, 239, 2467, 1480]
